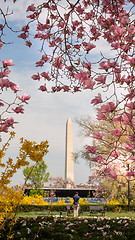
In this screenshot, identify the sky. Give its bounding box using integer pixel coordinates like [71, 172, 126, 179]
[0, 0, 99, 186]
[0, 0, 126, 187]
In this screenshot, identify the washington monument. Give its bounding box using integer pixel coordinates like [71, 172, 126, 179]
[65, 117, 74, 188]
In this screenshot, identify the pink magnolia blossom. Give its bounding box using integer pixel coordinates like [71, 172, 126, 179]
[64, 14, 68, 20]
[63, 86, 70, 92]
[97, 102, 115, 114]
[113, 116, 122, 122]
[99, 61, 110, 71]
[92, 155, 104, 163]
[18, 33, 28, 39]
[35, 60, 44, 67]
[37, 23, 50, 31]
[114, 68, 121, 73]
[51, 87, 57, 92]
[129, 156, 135, 161]
[83, 79, 95, 89]
[96, 111, 107, 120]
[96, 102, 115, 120]
[73, 86, 81, 92]
[90, 26, 101, 38]
[46, 19, 50, 25]
[82, 61, 91, 70]
[85, 10, 95, 20]
[10, 83, 22, 93]
[125, 89, 135, 101]
[0, 102, 4, 107]
[42, 54, 50, 62]
[2, 59, 15, 67]
[72, 20, 81, 28]
[34, 32, 43, 39]
[74, 70, 85, 79]
[27, 12, 39, 19]
[105, 168, 117, 180]
[111, 42, 120, 49]
[12, 106, 24, 114]
[0, 73, 3, 78]
[115, 26, 125, 36]
[0, 124, 8, 132]
[127, 57, 135, 67]
[91, 94, 103, 105]
[26, 4, 36, 12]
[38, 85, 47, 91]
[126, 102, 134, 110]
[75, 71, 95, 89]
[111, 129, 122, 136]
[25, 40, 32, 47]
[109, 61, 119, 68]
[126, 171, 135, 177]
[0, 79, 10, 88]
[57, 21, 65, 28]
[52, 86, 62, 92]
[111, 149, 119, 158]
[0, 41, 3, 49]
[128, 135, 135, 142]
[41, 72, 50, 80]
[108, 102, 115, 111]
[22, 25, 29, 32]
[77, 26, 85, 34]
[122, 113, 130, 125]
[31, 73, 40, 81]
[0, 24, 3, 30]
[5, 117, 15, 127]
[52, 57, 63, 69]
[102, 102, 114, 112]
[50, 4, 57, 10]
[93, 131, 103, 139]
[125, 143, 133, 150]
[82, 42, 96, 53]
[86, 146, 97, 154]
[74, 44, 80, 49]
[19, 94, 31, 103]
[95, 75, 106, 84]
[77, 31, 84, 38]
[124, 75, 133, 84]
[75, 5, 84, 14]
[120, 14, 130, 26]
[42, 31, 51, 40]
[56, 86, 62, 92]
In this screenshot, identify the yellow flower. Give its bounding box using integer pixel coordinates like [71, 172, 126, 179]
[107, 197, 120, 205]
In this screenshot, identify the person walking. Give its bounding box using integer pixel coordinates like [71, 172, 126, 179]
[73, 192, 80, 217]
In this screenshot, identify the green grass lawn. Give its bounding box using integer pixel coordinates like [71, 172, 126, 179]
[17, 211, 135, 220]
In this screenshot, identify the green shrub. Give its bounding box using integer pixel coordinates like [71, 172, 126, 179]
[18, 204, 135, 213]
[29, 189, 46, 197]
[52, 233, 71, 240]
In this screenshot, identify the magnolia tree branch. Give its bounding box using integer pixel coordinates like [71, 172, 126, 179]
[0, 61, 30, 142]
[0, 0, 134, 180]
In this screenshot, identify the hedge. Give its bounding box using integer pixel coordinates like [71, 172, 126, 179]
[18, 204, 135, 212]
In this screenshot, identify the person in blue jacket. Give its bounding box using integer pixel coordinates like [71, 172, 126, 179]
[73, 192, 80, 217]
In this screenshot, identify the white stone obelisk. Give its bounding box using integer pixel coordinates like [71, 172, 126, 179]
[65, 117, 74, 188]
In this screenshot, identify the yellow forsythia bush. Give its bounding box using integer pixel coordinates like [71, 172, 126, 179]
[0, 186, 23, 224]
[106, 197, 120, 205]
[20, 196, 89, 206]
[20, 195, 47, 205]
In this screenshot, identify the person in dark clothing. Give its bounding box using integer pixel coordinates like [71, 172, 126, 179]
[73, 192, 80, 217]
